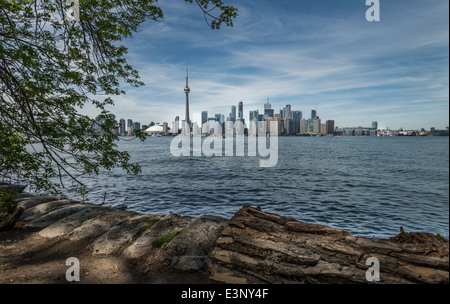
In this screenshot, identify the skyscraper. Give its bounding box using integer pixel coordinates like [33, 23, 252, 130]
[184, 66, 191, 130]
[300, 118, 307, 134]
[313, 116, 321, 134]
[292, 111, 302, 134]
[119, 119, 126, 135]
[311, 109, 317, 119]
[230, 106, 236, 122]
[202, 111, 208, 126]
[326, 120, 335, 135]
[264, 99, 271, 110]
[249, 110, 259, 122]
[238, 101, 243, 121]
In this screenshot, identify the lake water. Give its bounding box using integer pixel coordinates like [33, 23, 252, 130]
[62, 136, 449, 239]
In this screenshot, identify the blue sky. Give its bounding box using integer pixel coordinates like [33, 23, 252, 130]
[92, 0, 448, 130]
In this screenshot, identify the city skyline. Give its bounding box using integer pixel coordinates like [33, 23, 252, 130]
[80, 0, 449, 130]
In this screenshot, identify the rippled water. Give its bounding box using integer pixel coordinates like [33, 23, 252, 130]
[62, 136, 449, 239]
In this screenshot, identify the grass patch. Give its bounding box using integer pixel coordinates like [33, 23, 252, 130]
[131, 218, 161, 242]
[151, 228, 184, 248]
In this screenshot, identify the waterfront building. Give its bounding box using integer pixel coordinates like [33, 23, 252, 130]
[313, 116, 321, 134]
[292, 111, 302, 134]
[202, 111, 208, 126]
[300, 118, 307, 134]
[311, 110, 317, 120]
[230, 106, 236, 122]
[326, 120, 335, 136]
[119, 119, 126, 135]
[249, 110, 259, 122]
[320, 123, 327, 136]
[238, 101, 244, 121]
[133, 122, 140, 132]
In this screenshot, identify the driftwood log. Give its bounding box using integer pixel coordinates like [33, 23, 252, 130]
[208, 206, 449, 284]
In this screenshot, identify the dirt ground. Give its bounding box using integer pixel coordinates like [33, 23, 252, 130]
[0, 225, 210, 284]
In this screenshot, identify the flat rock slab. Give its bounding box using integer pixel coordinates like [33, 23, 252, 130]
[17, 196, 66, 211]
[123, 213, 194, 259]
[91, 214, 161, 255]
[20, 199, 80, 222]
[68, 210, 140, 241]
[166, 215, 228, 271]
[38, 206, 115, 238]
[13, 193, 35, 200]
[24, 204, 92, 229]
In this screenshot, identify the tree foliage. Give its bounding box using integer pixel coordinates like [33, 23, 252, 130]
[0, 0, 237, 195]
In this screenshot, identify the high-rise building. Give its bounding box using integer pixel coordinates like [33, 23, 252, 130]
[133, 122, 140, 132]
[311, 110, 317, 119]
[230, 106, 236, 122]
[249, 110, 259, 122]
[292, 111, 302, 134]
[215, 114, 224, 124]
[127, 119, 133, 128]
[300, 118, 307, 134]
[264, 108, 274, 118]
[202, 111, 208, 126]
[313, 116, 321, 134]
[238, 101, 243, 121]
[119, 119, 126, 135]
[264, 99, 271, 110]
[320, 123, 327, 136]
[175, 116, 180, 134]
[326, 120, 335, 135]
[163, 122, 168, 134]
[372, 121, 378, 130]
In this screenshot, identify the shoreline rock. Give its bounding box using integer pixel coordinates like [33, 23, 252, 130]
[1, 185, 448, 284]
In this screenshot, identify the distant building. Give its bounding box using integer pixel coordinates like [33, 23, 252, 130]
[238, 101, 244, 121]
[119, 119, 126, 135]
[320, 123, 327, 136]
[264, 108, 274, 118]
[127, 125, 134, 136]
[249, 110, 259, 122]
[292, 111, 302, 134]
[264, 99, 271, 111]
[230, 106, 236, 122]
[300, 118, 307, 134]
[133, 122, 140, 132]
[326, 120, 335, 135]
[266, 117, 282, 136]
[311, 110, 317, 120]
[145, 124, 165, 135]
[313, 116, 321, 134]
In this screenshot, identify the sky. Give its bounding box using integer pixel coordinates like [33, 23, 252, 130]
[87, 0, 449, 130]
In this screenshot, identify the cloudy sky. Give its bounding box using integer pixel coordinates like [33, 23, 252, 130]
[94, 0, 448, 130]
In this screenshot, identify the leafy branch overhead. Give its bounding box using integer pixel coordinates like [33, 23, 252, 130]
[0, 0, 237, 194]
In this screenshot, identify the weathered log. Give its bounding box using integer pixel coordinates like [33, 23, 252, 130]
[209, 206, 449, 284]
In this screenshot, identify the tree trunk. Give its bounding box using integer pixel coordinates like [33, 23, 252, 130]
[209, 206, 449, 284]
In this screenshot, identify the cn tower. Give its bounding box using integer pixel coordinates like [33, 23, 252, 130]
[184, 66, 191, 130]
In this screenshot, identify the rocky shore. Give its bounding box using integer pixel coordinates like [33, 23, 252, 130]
[0, 183, 448, 284]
